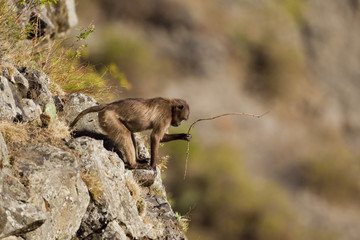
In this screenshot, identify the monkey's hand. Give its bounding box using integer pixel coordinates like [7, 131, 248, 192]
[184, 134, 192, 142]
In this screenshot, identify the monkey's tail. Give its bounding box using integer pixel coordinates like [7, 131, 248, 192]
[69, 104, 106, 129]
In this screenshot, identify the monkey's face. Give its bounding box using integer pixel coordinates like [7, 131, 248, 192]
[171, 101, 190, 127]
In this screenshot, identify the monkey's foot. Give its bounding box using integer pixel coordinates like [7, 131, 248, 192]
[137, 158, 150, 164]
[126, 163, 153, 170]
[184, 134, 192, 142]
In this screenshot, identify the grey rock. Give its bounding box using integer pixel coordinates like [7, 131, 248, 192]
[0, 76, 22, 121]
[61, 93, 105, 135]
[134, 134, 151, 160]
[69, 136, 186, 239]
[76, 200, 110, 238]
[0, 132, 8, 168]
[101, 220, 128, 240]
[0, 61, 50, 122]
[1, 236, 24, 240]
[1, 62, 29, 98]
[63, 0, 78, 28]
[18, 68, 53, 109]
[9, 144, 89, 240]
[53, 95, 64, 112]
[21, 99, 41, 122]
[144, 170, 187, 240]
[10, 0, 78, 38]
[47, 0, 78, 34]
[0, 172, 46, 239]
[69, 137, 157, 239]
[12, 73, 29, 99]
[80, 219, 128, 240]
[132, 169, 157, 187]
[36, 4, 56, 34]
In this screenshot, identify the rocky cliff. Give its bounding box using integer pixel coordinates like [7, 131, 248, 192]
[0, 1, 187, 239]
[0, 61, 187, 240]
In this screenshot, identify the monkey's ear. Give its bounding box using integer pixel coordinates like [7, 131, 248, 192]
[177, 105, 184, 110]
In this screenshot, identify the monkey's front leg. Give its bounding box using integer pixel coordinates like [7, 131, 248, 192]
[160, 133, 192, 143]
[150, 133, 161, 168]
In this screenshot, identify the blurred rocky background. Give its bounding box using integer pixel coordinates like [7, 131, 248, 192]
[74, 0, 360, 239]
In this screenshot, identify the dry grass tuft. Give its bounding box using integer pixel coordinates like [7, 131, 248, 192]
[0, 120, 71, 156]
[48, 119, 70, 139]
[174, 212, 190, 233]
[126, 176, 147, 216]
[0, 122, 29, 144]
[126, 176, 142, 200]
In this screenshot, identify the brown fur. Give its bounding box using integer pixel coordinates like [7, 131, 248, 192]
[70, 97, 191, 169]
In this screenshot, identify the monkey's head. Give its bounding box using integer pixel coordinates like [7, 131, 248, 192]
[171, 99, 190, 127]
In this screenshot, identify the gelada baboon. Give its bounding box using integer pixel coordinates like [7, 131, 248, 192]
[70, 97, 191, 169]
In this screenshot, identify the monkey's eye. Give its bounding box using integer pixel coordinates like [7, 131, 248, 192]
[177, 105, 184, 110]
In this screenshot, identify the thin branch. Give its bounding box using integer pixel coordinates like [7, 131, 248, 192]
[184, 111, 268, 179]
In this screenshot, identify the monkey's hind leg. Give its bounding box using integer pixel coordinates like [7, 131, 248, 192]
[99, 110, 150, 170]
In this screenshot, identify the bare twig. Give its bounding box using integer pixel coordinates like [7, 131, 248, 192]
[184, 111, 268, 179]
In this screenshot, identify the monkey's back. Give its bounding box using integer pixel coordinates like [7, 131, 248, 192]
[105, 98, 172, 132]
